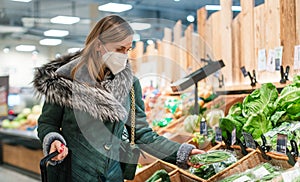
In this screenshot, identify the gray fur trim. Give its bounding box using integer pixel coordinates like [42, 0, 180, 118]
[43, 132, 67, 166]
[32, 55, 133, 122]
[176, 143, 196, 169]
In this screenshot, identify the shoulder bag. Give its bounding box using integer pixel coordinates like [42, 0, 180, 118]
[119, 87, 141, 180]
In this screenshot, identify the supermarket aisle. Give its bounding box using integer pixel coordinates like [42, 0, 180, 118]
[0, 166, 40, 182]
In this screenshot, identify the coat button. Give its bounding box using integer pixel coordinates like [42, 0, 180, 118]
[104, 143, 112, 150]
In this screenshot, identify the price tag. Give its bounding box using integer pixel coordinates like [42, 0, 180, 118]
[215, 127, 222, 142]
[231, 127, 236, 145]
[200, 119, 207, 136]
[252, 166, 270, 179]
[240, 66, 248, 77]
[233, 175, 252, 182]
[242, 132, 256, 149]
[276, 134, 287, 154]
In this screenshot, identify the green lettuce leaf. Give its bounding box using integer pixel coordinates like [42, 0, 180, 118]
[242, 113, 273, 140]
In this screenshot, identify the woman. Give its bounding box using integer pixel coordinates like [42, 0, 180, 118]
[33, 15, 204, 182]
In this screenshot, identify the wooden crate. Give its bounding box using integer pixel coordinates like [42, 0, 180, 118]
[169, 169, 205, 182]
[126, 160, 177, 182]
[3, 143, 43, 174]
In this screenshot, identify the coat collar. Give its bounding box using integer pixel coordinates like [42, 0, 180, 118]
[33, 54, 133, 122]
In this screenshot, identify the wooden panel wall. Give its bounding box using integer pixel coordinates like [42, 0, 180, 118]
[232, 15, 242, 84]
[280, 0, 296, 71]
[185, 24, 193, 71]
[297, 0, 300, 45]
[240, 0, 255, 77]
[220, 0, 233, 84]
[134, 0, 299, 87]
[254, 4, 266, 82]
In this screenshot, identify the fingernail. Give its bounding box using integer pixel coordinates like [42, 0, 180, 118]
[61, 143, 64, 147]
[59, 148, 64, 153]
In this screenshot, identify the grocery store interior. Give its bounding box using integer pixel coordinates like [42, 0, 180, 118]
[0, 0, 300, 181]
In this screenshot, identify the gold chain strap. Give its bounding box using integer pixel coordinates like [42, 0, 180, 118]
[130, 87, 135, 145]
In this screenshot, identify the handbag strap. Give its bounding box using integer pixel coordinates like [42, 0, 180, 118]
[130, 87, 135, 145]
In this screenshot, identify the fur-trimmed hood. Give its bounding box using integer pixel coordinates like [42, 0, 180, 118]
[33, 54, 133, 122]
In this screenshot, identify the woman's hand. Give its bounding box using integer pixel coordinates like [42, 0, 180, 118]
[50, 140, 68, 161]
[187, 149, 206, 168]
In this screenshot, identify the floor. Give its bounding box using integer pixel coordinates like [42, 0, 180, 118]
[0, 166, 40, 182]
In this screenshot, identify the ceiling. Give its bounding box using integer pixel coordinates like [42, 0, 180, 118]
[0, 0, 264, 48]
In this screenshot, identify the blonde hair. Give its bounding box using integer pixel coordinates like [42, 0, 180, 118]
[71, 15, 134, 81]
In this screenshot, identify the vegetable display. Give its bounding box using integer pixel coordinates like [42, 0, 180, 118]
[220, 75, 300, 141]
[189, 150, 237, 179]
[191, 128, 215, 149]
[220, 162, 282, 182]
[189, 150, 233, 165]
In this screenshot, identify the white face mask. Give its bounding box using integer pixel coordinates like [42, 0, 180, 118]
[102, 46, 128, 75]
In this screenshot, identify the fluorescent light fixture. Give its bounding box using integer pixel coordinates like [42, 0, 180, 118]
[50, 16, 80, 25]
[174, 0, 180, 1]
[0, 25, 26, 33]
[3, 47, 10, 53]
[98, 3, 132, 13]
[130, 23, 151, 31]
[16, 45, 36, 52]
[133, 34, 140, 41]
[205, 5, 242, 11]
[231, 6, 242, 11]
[39, 38, 62, 46]
[44, 29, 69, 37]
[187, 15, 195, 23]
[147, 40, 154, 45]
[68, 47, 82, 53]
[11, 0, 32, 2]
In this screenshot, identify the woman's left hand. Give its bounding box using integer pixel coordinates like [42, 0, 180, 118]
[187, 149, 206, 168]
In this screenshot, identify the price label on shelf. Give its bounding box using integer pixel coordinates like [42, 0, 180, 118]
[200, 119, 207, 136]
[215, 127, 222, 142]
[242, 132, 256, 149]
[276, 133, 287, 154]
[231, 127, 236, 145]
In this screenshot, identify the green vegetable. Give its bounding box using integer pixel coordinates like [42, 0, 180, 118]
[242, 113, 273, 140]
[189, 150, 232, 165]
[146, 169, 170, 182]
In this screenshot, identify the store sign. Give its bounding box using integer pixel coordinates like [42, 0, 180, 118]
[231, 127, 236, 145]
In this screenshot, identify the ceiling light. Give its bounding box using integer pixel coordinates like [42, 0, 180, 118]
[133, 34, 140, 41]
[50, 16, 80, 25]
[32, 50, 39, 55]
[147, 40, 154, 45]
[205, 5, 242, 11]
[68, 47, 82, 53]
[3, 47, 10, 53]
[39, 38, 62, 46]
[174, 0, 180, 2]
[10, 0, 32, 2]
[0, 25, 26, 33]
[44, 29, 69, 37]
[130, 23, 151, 31]
[98, 3, 133, 13]
[231, 6, 242, 11]
[15, 45, 36, 52]
[187, 15, 195, 23]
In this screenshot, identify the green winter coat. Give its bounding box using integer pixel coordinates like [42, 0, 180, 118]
[33, 55, 193, 182]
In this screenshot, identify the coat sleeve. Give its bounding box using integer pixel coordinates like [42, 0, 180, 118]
[132, 78, 195, 168]
[37, 102, 67, 158]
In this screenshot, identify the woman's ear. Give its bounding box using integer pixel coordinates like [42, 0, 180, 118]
[95, 40, 102, 52]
